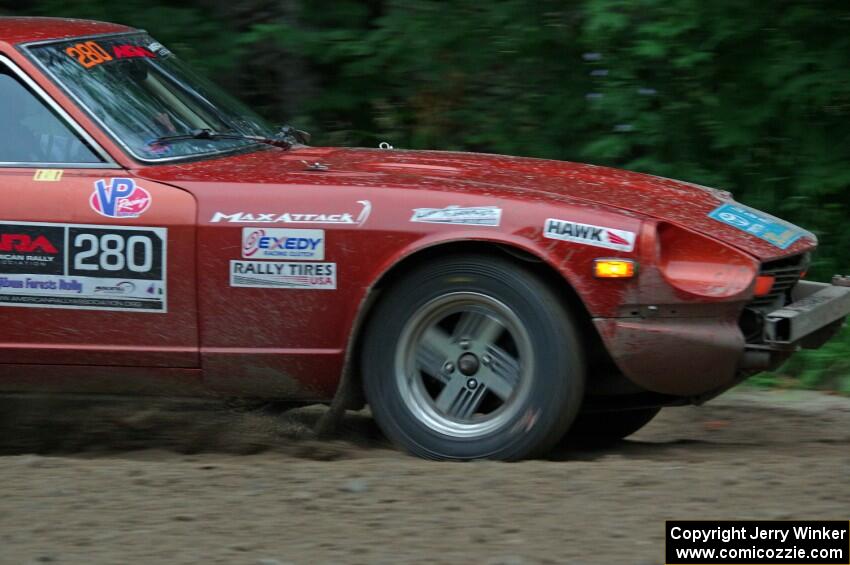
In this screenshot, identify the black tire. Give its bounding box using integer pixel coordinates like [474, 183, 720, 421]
[566, 407, 661, 446]
[361, 253, 585, 460]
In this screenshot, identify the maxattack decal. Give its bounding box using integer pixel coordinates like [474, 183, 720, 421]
[90, 178, 152, 219]
[211, 200, 371, 227]
[543, 218, 636, 252]
[410, 206, 502, 226]
[242, 228, 325, 260]
[708, 203, 809, 249]
[230, 261, 336, 290]
[0, 221, 167, 312]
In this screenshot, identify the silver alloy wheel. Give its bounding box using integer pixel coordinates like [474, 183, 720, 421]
[394, 292, 534, 438]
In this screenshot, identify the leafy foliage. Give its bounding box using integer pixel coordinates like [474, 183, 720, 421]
[2, 0, 849, 390]
[749, 328, 850, 394]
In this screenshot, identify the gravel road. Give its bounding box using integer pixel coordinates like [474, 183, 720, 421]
[0, 388, 848, 564]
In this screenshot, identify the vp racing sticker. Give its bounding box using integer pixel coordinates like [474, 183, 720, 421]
[90, 178, 152, 219]
[543, 218, 636, 252]
[0, 221, 166, 312]
[230, 261, 336, 290]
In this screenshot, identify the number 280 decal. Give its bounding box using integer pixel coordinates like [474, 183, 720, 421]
[64, 41, 113, 69]
[70, 229, 160, 277]
[0, 222, 166, 313]
[65, 41, 156, 70]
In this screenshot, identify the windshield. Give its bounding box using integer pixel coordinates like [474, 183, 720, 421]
[27, 33, 276, 161]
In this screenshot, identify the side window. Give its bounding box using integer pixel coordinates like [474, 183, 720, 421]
[0, 69, 101, 164]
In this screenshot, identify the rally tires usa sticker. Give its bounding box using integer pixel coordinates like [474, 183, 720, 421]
[230, 261, 336, 290]
[0, 221, 167, 312]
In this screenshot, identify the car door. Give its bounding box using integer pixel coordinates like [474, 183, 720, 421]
[0, 56, 198, 368]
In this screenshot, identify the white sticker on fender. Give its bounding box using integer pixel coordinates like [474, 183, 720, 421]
[410, 206, 502, 226]
[543, 218, 636, 252]
[230, 260, 336, 290]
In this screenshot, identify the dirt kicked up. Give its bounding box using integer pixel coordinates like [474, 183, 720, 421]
[0, 388, 848, 565]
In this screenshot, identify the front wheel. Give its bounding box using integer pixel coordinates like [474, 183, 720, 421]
[362, 254, 585, 460]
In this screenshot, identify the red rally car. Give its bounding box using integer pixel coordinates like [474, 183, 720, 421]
[1, 17, 848, 460]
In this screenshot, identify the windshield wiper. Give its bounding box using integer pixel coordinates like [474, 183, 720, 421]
[149, 126, 310, 150]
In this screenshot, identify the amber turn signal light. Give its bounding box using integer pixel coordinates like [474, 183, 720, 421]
[594, 259, 636, 278]
[754, 275, 775, 296]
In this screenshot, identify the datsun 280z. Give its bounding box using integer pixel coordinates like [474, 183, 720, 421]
[1, 17, 848, 460]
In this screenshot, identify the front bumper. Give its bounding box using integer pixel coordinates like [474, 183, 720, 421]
[763, 278, 850, 347]
[593, 277, 850, 398]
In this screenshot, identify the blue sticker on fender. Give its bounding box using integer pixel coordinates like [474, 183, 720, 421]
[708, 203, 805, 249]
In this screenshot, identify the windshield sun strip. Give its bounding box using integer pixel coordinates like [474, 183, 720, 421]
[19, 32, 265, 166]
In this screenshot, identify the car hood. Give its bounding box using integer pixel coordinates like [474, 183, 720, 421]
[136, 146, 816, 261]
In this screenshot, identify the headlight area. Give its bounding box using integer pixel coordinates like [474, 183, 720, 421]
[656, 222, 758, 300]
[589, 222, 763, 399]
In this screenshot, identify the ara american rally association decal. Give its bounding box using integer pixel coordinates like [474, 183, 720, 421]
[543, 218, 636, 252]
[0, 221, 166, 312]
[90, 178, 152, 219]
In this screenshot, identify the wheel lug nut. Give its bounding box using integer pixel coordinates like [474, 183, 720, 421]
[466, 378, 478, 389]
[443, 362, 455, 373]
[458, 339, 471, 350]
[481, 355, 491, 366]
